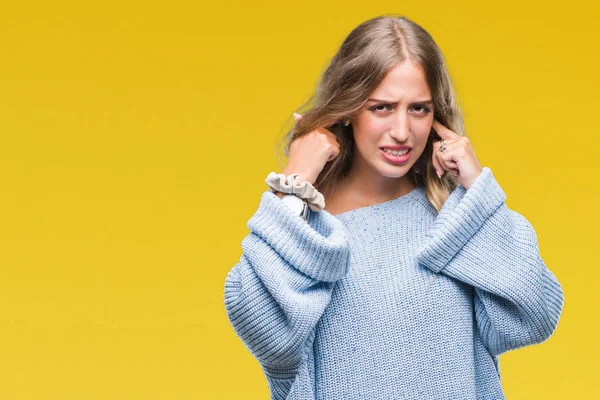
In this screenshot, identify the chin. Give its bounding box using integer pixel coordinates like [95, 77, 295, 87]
[377, 164, 413, 178]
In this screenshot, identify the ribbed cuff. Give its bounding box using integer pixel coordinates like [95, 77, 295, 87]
[416, 167, 507, 273]
[246, 190, 351, 282]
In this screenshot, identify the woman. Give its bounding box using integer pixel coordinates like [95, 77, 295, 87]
[223, 14, 564, 400]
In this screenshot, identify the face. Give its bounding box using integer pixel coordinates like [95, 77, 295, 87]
[349, 60, 434, 184]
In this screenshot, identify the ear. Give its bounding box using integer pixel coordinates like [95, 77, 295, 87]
[429, 125, 441, 140]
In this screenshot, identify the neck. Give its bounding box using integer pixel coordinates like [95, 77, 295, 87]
[340, 153, 416, 205]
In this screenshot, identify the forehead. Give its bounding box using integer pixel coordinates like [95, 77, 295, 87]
[369, 61, 431, 100]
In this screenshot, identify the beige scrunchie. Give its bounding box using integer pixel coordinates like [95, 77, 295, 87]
[265, 172, 325, 211]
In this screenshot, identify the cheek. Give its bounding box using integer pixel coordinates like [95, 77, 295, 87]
[354, 116, 386, 141]
[414, 120, 432, 143]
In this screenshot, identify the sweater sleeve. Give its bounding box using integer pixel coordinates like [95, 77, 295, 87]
[416, 167, 565, 357]
[223, 190, 351, 377]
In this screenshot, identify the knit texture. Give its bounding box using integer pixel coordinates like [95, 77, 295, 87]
[223, 167, 565, 400]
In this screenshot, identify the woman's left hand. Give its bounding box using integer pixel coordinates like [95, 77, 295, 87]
[431, 119, 483, 190]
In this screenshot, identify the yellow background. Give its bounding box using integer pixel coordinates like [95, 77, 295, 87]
[0, 0, 596, 398]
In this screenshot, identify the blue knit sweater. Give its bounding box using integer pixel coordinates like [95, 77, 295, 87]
[223, 167, 564, 400]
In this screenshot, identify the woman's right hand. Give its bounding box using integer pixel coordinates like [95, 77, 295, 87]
[281, 113, 341, 185]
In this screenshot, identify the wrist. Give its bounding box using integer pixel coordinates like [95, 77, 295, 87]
[281, 170, 315, 185]
[279, 193, 311, 221]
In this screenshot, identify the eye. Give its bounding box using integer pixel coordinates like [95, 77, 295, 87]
[411, 105, 431, 114]
[369, 104, 394, 113]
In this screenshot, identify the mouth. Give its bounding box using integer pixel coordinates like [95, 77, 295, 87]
[380, 147, 412, 164]
[380, 147, 412, 156]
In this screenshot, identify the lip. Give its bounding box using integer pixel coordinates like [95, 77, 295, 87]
[380, 145, 412, 150]
[380, 147, 411, 164]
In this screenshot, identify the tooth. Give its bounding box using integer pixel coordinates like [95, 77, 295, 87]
[384, 148, 408, 155]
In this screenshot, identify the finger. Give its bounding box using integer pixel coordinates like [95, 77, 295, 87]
[441, 159, 460, 177]
[432, 119, 460, 140]
[442, 146, 464, 171]
[438, 151, 458, 171]
[431, 142, 444, 177]
[330, 140, 341, 155]
[432, 157, 444, 178]
[327, 145, 340, 162]
[315, 126, 336, 141]
[434, 138, 460, 167]
[434, 151, 453, 177]
[446, 162, 459, 176]
[433, 139, 455, 173]
[440, 151, 459, 168]
[434, 142, 462, 177]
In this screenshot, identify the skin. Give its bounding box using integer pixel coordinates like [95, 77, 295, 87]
[332, 60, 483, 211]
[286, 61, 484, 212]
[431, 120, 483, 192]
[336, 60, 435, 207]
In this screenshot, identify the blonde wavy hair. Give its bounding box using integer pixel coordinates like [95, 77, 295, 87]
[276, 14, 464, 212]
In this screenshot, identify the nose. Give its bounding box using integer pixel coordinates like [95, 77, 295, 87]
[388, 111, 410, 142]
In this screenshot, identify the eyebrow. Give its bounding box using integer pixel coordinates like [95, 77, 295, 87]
[367, 98, 434, 105]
